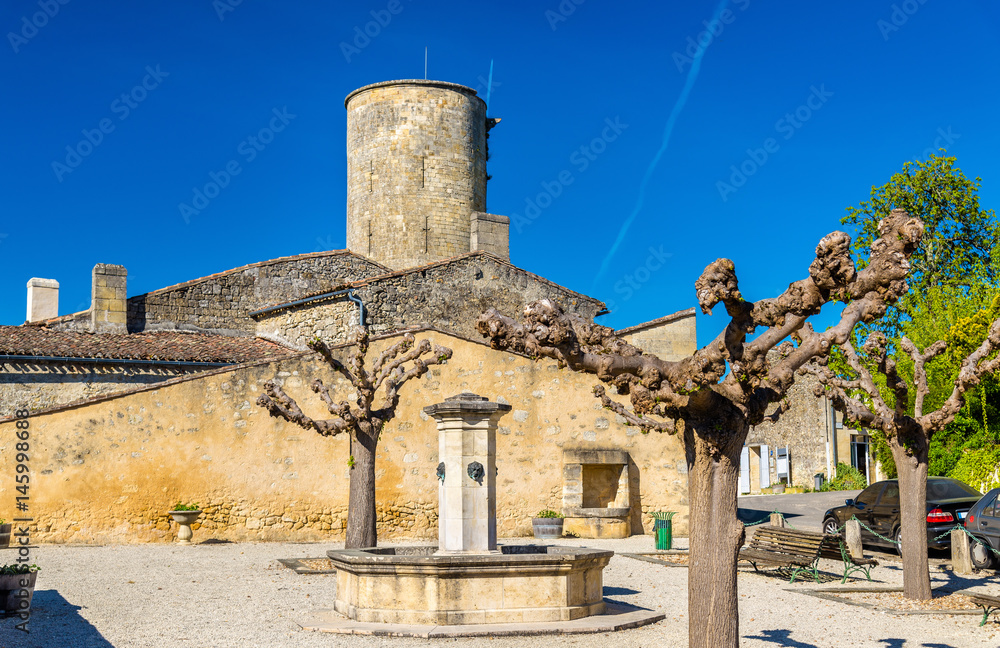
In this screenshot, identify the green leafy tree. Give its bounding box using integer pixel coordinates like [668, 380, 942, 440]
[836, 153, 999, 478]
[842, 152, 998, 340]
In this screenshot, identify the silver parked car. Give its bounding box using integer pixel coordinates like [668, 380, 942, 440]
[965, 486, 1000, 569]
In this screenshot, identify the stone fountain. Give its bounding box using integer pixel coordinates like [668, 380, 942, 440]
[325, 392, 615, 626]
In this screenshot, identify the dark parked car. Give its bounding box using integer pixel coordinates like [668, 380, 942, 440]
[965, 487, 1000, 569]
[822, 478, 982, 553]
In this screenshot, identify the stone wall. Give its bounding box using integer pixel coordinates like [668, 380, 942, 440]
[745, 371, 833, 490]
[470, 212, 510, 261]
[124, 252, 386, 335]
[357, 254, 605, 340]
[91, 264, 127, 334]
[0, 332, 688, 544]
[345, 80, 488, 270]
[252, 253, 606, 349]
[618, 308, 697, 362]
[254, 299, 357, 350]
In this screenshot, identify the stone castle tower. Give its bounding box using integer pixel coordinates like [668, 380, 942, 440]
[344, 79, 508, 270]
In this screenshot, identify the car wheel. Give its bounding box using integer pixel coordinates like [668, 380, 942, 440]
[822, 517, 840, 536]
[894, 527, 903, 556]
[970, 539, 996, 570]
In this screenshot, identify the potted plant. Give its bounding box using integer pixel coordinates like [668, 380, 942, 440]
[532, 509, 564, 539]
[0, 518, 10, 548]
[0, 563, 39, 614]
[168, 502, 203, 544]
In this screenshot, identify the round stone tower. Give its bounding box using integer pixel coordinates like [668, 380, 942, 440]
[345, 79, 488, 270]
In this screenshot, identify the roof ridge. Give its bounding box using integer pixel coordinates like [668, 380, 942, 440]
[251, 251, 607, 316]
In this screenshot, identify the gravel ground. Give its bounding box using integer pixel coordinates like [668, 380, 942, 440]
[1, 536, 998, 648]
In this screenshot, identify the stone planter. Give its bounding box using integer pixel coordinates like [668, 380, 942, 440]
[168, 510, 203, 544]
[0, 524, 10, 547]
[771, 484, 785, 494]
[0, 570, 37, 614]
[531, 517, 564, 539]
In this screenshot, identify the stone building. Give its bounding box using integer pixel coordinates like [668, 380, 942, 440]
[0, 79, 700, 544]
[741, 369, 875, 494]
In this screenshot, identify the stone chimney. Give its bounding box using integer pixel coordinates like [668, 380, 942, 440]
[470, 212, 510, 261]
[90, 264, 127, 334]
[26, 278, 59, 323]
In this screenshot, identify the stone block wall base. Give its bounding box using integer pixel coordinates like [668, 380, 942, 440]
[565, 516, 630, 539]
[333, 600, 605, 625]
[328, 545, 612, 626]
[300, 601, 666, 637]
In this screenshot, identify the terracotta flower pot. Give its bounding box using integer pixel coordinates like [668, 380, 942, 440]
[168, 510, 203, 544]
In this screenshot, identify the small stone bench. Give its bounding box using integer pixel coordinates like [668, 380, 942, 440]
[965, 593, 1000, 627]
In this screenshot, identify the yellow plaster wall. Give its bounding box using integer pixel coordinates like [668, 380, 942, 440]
[0, 332, 688, 544]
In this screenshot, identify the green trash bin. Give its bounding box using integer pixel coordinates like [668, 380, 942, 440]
[652, 512, 675, 550]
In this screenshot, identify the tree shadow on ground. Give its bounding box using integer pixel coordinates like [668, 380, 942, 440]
[877, 640, 957, 647]
[932, 563, 1000, 593]
[738, 508, 804, 526]
[743, 629, 820, 647]
[0, 589, 114, 648]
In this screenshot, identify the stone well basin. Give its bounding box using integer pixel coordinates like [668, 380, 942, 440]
[327, 544, 613, 625]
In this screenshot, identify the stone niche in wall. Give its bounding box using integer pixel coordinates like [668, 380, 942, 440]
[561, 449, 631, 539]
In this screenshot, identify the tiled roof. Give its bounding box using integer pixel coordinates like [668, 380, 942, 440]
[0, 326, 295, 364]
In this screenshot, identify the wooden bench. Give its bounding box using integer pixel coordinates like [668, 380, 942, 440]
[965, 593, 1000, 627]
[739, 526, 877, 584]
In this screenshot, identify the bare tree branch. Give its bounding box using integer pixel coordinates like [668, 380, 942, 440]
[256, 381, 348, 436]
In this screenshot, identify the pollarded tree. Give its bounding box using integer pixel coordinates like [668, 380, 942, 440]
[804, 318, 1000, 600]
[256, 327, 452, 549]
[477, 210, 923, 648]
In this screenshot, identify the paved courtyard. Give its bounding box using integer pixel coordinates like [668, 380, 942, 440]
[1, 536, 998, 648]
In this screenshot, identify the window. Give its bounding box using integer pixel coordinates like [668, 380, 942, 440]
[879, 482, 899, 507]
[855, 483, 884, 507]
[927, 479, 981, 500]
[983, 494, 999, 519]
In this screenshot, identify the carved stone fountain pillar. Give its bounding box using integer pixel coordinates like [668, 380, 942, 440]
[424, 392, 511, 554]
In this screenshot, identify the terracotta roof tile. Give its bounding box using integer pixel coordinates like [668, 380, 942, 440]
[0, 326, 294, 364]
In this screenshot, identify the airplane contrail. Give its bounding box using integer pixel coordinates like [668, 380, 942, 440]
[592, 0, 731, 289]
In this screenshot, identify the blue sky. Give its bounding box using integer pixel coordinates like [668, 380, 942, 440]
[2, 0, 998, 346]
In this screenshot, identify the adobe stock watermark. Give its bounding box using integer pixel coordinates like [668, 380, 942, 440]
[545, 0, 584, 31]
[602, 245, 672, 313]
[51, 65, 169, 182]
[510, 116, 628, 233]
[673, 0, 751, 73]
[7, 0, 71, 54]
[179, 107, 296, 223]
[213, 0, 243, 21]
[340, 0, 411, 63]
[913, 127, 959, 162]
[716, 84, 833, 202]
[877, 0, 930, 41]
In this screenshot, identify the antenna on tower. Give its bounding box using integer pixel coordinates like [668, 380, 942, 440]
[424, 47, 428, 79]
[485, 59, 494, 111]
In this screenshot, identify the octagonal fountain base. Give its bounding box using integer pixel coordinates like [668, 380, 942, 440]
[327, 544, 613, 625]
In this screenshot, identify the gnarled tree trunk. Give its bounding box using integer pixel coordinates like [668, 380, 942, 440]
[346, 429, 378, 549]
[891, 433, 931, 600]
[686, 418, 748, 648]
